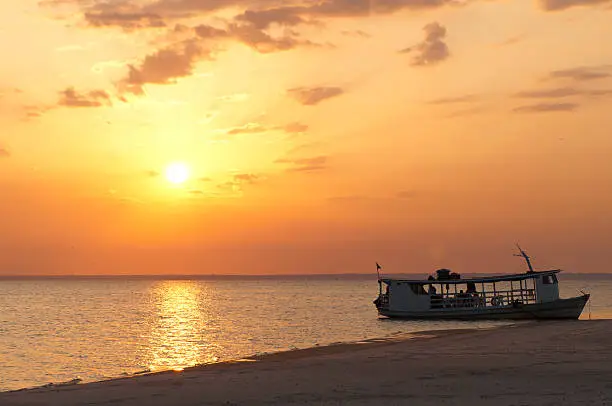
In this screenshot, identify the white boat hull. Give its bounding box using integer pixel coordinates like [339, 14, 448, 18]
[377, 294, 590, 320]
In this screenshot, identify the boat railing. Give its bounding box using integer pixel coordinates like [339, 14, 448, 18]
[430, 288, 537, 309]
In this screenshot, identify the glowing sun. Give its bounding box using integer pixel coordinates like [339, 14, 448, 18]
[165, 162, 190, 184]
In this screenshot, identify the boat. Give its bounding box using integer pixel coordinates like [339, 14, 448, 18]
[373, 246, 590, 320]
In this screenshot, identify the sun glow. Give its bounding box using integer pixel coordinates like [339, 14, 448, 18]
[165, 162, 190, 184]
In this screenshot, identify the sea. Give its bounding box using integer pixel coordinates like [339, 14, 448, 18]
[0, 274, 610, 392]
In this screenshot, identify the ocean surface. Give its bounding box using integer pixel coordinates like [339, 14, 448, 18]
[0, 274, 610, 392]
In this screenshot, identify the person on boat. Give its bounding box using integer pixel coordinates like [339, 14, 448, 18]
[429, 284, 437, 295]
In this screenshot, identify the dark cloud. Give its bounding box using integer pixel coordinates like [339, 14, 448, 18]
[400, 22, 449, 66]
[120, 40, 209, 94]
[73, 0, 455, 26]
[428, 94, 478, 104]
[58, 87, 111, 107]
[539, 0, 611, 11]
[513, 103, 578, 113]
[275, 155, 328, 172]
[287, 86, 344, 105]
[548, 66, 612, 82]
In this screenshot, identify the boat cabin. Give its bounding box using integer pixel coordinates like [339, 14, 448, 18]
[376, 269, 561, 313]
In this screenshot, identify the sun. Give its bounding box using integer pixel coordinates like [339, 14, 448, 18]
[165, 162, 190, 184]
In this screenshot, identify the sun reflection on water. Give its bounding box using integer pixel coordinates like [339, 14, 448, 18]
[146, 281, 218, 371]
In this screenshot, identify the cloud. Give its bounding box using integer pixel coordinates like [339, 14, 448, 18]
[85, 10, 166, 30]
[341, 29, 371, 38]
[400, 22, 449, 66]
[514, 87, 612, 98]
[428, 94, 478, 104]
[539, 0, 611, 11]
[58, 87, 112, 107]
[233, 173, 259, 183]
[216, 173, 261, 192]
[513, 103, 578, 113]
[22, 105, 53, 121]
[221, 121, 309, 137]
[146, 170, 161, 177]
[226, 123, 269, 135]
[287, 86, 344, 105]
[0, 147, 10, 158]
[72, 0, 456, 27]
[547, 66, 612, 82]
[275, 155, 328, 172]
[283, 122, 309, 133]
[120, 39, 209, 94]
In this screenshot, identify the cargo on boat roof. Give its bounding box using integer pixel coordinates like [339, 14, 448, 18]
[380, 269, 562, 285]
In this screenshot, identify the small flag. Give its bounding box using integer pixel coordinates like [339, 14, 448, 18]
[376, 262, 382, 270]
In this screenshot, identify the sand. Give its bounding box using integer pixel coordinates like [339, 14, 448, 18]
[1, 320, 611, 405]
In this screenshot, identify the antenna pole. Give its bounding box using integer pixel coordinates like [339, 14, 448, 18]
[514, 244, 534, 273]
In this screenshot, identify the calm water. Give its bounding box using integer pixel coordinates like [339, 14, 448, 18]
[0, 275, 610, 391]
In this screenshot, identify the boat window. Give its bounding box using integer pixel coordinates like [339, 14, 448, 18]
[542, 275, 557, 285]
[409, 284, 428, 295]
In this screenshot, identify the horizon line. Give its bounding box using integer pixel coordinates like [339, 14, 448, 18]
[0, 272, 610, 279]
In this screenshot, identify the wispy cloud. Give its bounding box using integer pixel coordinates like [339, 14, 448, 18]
[547, 66, 612, 82]
[218, 121, 309, 138]
[513, 103, 578, 113]
[275, 155, 328, 172]
[58, 87, 112, 107]
[428, 94, 478, 104]
[216, 172, 262, 193]
[400, 22, 450, 66]
[0, 146, 10, 158]
[514, 87, 612, 98]
[539, 0, 612, 11]
[287, 86, 344, 105]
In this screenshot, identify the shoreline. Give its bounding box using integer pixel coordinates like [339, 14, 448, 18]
[2, 320, 611, 405]
[3, 323, 507, 394]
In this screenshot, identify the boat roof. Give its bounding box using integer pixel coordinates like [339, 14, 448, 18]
[380, 269, 561, 285]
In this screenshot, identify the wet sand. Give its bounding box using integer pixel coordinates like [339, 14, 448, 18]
[1, 320, 611, 405]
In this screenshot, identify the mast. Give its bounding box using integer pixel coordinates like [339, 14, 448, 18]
[514, 244, 534, 273]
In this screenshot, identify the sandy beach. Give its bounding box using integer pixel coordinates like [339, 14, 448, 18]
[1, 320, 610, 406]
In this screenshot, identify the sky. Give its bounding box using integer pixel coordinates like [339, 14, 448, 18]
[0, 0, 611, 275]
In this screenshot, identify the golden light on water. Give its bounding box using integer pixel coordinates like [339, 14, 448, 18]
[147, 281, 217, 371]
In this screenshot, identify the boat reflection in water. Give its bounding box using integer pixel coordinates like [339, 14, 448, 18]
[146, 281, 218, 372]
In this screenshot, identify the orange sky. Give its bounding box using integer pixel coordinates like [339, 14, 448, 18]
[0, 0, 611, 275]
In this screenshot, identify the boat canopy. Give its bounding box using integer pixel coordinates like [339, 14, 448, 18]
[380, 269, 561, 285]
